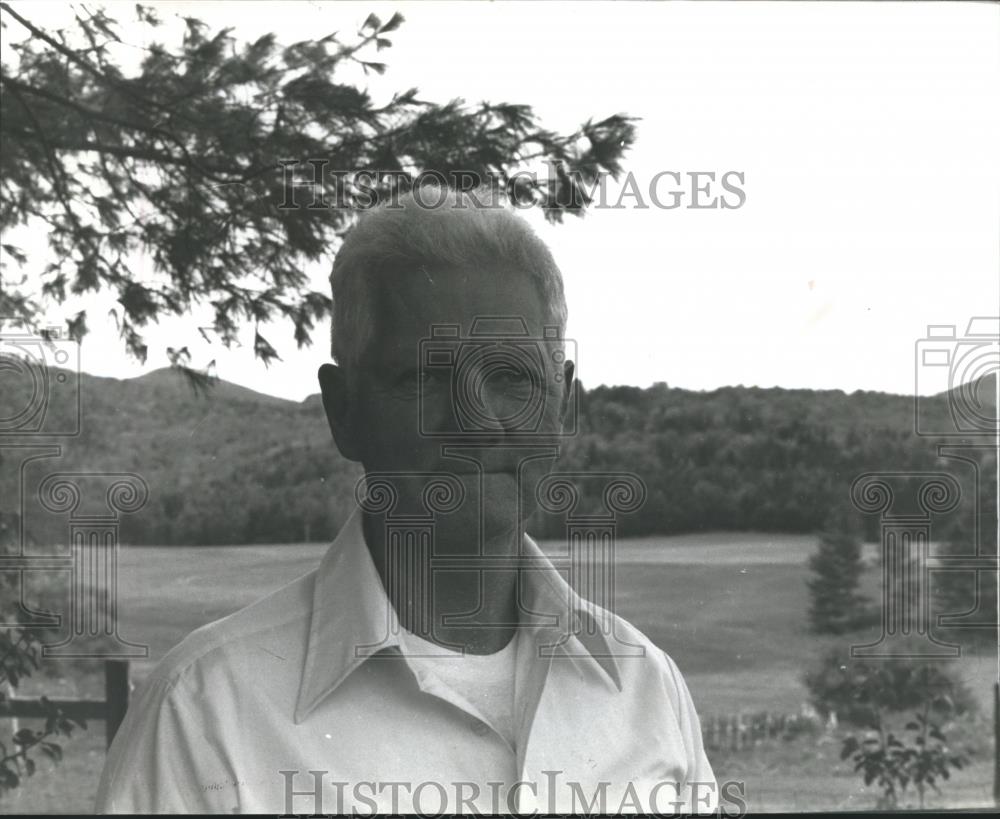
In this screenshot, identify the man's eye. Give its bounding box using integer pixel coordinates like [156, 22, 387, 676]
[397, 370, 443, 389]
[499, 370, 534, 387]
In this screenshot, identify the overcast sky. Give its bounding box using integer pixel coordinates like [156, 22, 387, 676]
[6, 1, 999, 400]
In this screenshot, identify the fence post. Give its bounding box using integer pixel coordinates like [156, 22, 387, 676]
[104, 660, 130, 749]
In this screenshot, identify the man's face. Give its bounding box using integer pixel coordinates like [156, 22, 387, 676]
[321, 265, 574, 545]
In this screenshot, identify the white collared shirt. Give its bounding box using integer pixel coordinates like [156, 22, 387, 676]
[96, 509, 717, 814]
[398, 627, 520, 749]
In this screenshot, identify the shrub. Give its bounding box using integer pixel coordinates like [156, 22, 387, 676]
[804, 644, 977, 728]
[840, 712, 971, 809]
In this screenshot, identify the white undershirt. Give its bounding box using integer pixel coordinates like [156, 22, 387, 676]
[398, 628, 519, 748]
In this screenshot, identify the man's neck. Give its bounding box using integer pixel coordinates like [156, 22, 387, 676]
[362, 511, 519, 655]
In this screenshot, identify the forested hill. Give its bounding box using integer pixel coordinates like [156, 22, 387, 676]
[0, 368, 994, 545]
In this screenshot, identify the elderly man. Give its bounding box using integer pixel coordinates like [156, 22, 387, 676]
[96, 187, 716, 814]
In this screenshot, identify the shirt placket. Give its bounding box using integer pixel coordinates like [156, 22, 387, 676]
[398, 646, 518, 756]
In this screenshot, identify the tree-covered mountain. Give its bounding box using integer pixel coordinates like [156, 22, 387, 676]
[1, 367, 994, 545]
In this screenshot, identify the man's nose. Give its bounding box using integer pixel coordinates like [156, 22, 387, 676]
[475, 380, 516, 431]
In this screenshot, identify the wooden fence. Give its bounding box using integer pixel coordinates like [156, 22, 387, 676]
[708, 688, 1000, 808]
[701, 709, 823, 752]
[0, 659, 129, 749]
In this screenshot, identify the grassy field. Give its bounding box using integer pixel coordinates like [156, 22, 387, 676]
[3, 532, 996, 813]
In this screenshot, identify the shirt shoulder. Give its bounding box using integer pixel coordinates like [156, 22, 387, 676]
[574, 596, 701, 715]
[96, 569, 319, 812]
[581, 601, 717, 802]
[136, 566, 317, 704]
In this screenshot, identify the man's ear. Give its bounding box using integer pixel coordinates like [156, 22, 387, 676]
[318, 363, 363, 462]
[559, 359, 576, 427]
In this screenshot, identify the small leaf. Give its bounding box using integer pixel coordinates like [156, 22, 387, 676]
[841, 736, 859, 759]
[253, 330, 282, 366]
[1, 243, 27, 265]
[40, 742, 63, 761]
[380, 11, 404, 32]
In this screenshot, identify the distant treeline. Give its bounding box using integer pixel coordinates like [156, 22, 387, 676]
[533, 382, 994, 540]
[0, 369, 993, 546]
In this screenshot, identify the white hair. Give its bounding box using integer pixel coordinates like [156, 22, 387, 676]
[330, 185, 568, 370]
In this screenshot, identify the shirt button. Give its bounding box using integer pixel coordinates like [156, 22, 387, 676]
[470, 719, 491, 736]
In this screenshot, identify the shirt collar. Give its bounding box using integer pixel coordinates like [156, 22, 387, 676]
[294, 507, 622, 724]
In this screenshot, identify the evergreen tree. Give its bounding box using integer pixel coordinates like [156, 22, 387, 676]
[807, 519, 870, 635]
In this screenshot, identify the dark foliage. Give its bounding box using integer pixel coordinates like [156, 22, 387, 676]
[807, 524, 873, 635]
[804, 644, 977, 729]
[0, 572, 88, 794]
[1, 370, 993, 550]
[840, 711, 971, 810]
[0, 4, 635, 366]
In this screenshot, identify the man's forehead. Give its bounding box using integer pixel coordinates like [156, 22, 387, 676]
[371, 266, 547, 354]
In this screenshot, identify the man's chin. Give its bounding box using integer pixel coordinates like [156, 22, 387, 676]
[455, 470, 518, 533]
